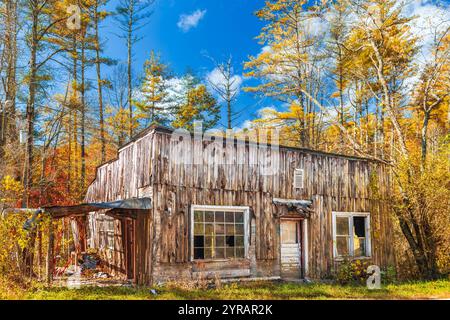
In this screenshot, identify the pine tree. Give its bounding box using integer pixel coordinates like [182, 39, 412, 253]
[136, 51, 170, 126]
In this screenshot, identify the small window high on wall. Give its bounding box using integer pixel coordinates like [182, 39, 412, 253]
[332, 212, 371, 259]
[294, 169, 304, 189]
[191, 206, 249, 261]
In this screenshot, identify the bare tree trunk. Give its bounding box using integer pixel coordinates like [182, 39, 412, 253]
[67, 108, 72, 194]
[94, 0, 106, 163]
[421, 110, 430, 165]
[0, 0, 18, 160]
[72, 34, 78, 195]
[80, 35, 86, 192]
[23, 1, 39, 207]
[127, 7, 133, 138]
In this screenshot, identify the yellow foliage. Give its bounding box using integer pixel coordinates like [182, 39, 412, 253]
[0, 176, 23, 205]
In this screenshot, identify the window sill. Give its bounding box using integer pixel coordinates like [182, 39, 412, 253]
[192, 258, 249, 263]
[334, 256, 372, 262]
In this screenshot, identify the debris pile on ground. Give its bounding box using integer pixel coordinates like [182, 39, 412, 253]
[78, 249, 103, 277]
[93, 272, 110, 279]
[80, 254, 97, 271]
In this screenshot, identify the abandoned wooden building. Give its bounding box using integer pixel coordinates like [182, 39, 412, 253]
[48, 125, 395, 285]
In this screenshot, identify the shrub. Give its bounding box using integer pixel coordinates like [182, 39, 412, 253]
[336, 259, 371, 285]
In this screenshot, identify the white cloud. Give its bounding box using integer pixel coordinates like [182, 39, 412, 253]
[232, 106, 278, 132]
[177, 9, 207, 32]
[305, 15, 330, 38]
[206, 67, 243, 101]
[261, 45, 273, 54]
[257, 106, 278, 119]
[405, 0, 450, 61]
[402, 0, 450, 90]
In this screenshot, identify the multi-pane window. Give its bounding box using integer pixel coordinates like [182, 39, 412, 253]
[333, 212, 371, 258]
[98, 214, 115, 250]
[192, 208, 247, 260]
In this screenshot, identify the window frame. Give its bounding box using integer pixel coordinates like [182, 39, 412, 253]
[332, 212, 372, 259]
[98, 213, 115, 250]
[293, 168, 304, 189]
[190, 205, 250, 262]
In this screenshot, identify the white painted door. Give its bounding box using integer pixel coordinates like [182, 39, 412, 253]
[280, 220, 301, 278]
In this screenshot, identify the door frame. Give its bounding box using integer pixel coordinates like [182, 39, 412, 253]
[280, 218, 308, 279]
[123, 218, 136, 281]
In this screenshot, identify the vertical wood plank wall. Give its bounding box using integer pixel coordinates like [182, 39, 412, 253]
[85, 127, 394, 283]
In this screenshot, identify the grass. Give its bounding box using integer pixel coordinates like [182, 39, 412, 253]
[1, 278, 449, 300]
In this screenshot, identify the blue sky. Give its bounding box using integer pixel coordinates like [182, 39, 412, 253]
[47, 0, 449, 131]
[101, 0, 269, 128]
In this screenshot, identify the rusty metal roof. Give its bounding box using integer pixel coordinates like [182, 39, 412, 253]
[43, 197, 152, 218]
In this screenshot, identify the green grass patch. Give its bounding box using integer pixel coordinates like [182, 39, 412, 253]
[1, 278, 449, 300]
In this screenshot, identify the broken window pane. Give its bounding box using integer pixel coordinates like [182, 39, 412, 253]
[194, 235, 204, 247]
[226, 236, 235, 247]
[353, 216, 366, 237]
[194, 248, 204, 260]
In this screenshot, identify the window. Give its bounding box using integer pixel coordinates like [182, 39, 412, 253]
[191, 206, 249, 260]
[294, 169, 304, 189]
[98, 214, 115, 250]
[281, 220, 298, 244]
[332, 212, 371, 258]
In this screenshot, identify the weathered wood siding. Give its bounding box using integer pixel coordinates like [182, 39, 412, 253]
[85, 127, 394, 283]
[149, 131, 393, 279]
[85, 130, 154, 281]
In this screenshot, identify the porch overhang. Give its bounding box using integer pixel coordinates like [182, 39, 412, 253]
[272, 198, 313, 218]
[43, 197, 152, 219]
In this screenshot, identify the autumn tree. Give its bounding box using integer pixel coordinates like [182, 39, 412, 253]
[412, 25, 449, 164]
[245, 0, 327, 148]
[136, 51, 171, 126]
[248, 0, 449, 278]
[0, 0, 19, 162]
[172, 73, 220, 131]
[91, 0, 113, 163]
[106, 64, 143, 146]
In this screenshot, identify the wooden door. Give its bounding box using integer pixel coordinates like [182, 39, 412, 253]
[125, 219, 135, 280]
[280, 220, 301, 278]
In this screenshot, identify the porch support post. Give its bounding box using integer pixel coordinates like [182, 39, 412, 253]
[46, 217, 54, 285]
